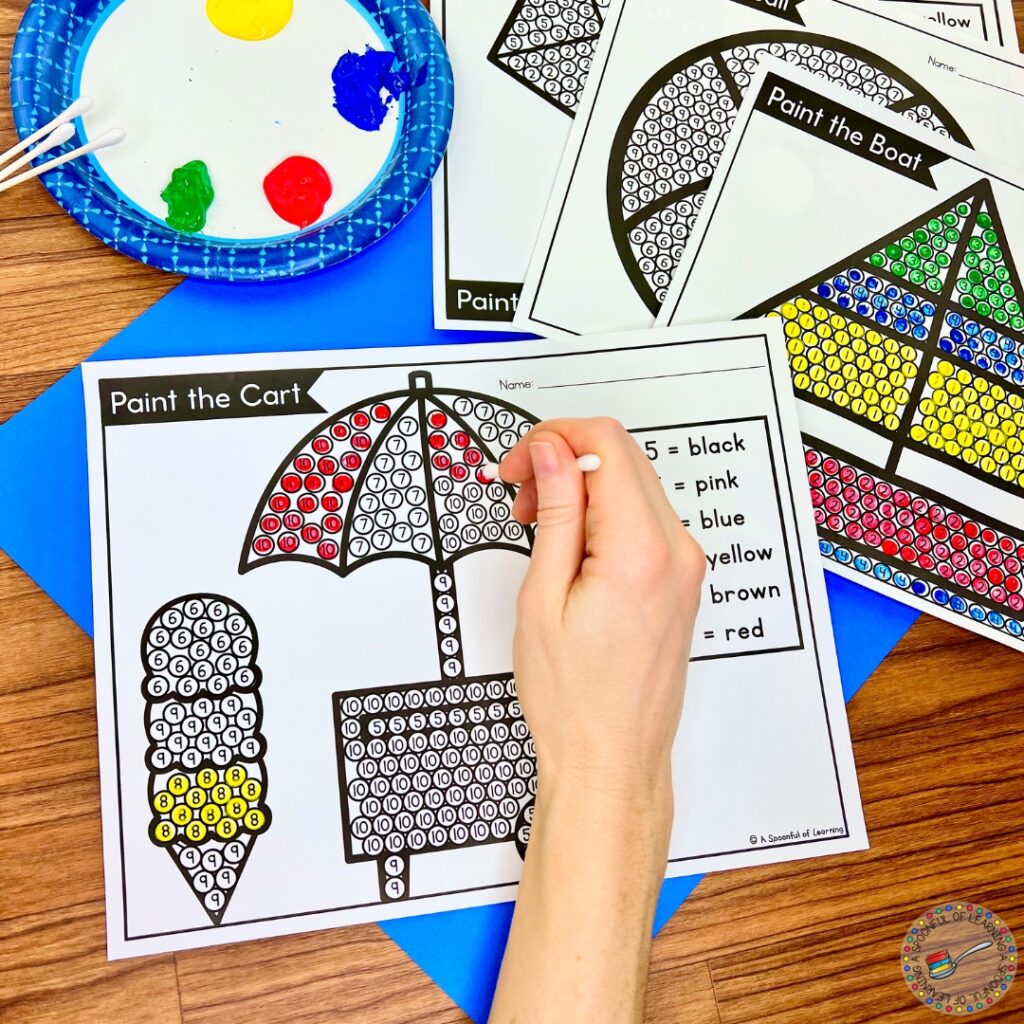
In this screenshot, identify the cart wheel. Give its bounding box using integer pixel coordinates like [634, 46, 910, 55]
[514, 802, 534, 860]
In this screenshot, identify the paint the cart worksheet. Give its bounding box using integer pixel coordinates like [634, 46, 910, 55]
[84, 326, 865, 958]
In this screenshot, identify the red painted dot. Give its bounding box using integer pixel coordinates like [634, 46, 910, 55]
[279, 533, 299, 553]
[318, 456, 338, 475]
[253, 537, 273, 555]
[372, 404, 391, 422]
[1007, 577, 1021, 593]
[302, 524, 321, 544]
[334, 472, 354, 492]
[982, 528, 997, 544]
[305, 474, 324, 492]
[476, 468, 492, 484]
[332, 423, 349, 440]
[352, 411, 370, 429]
[322, 494, 342, 513]
[465, 448, 483, 466]
[352, 433, 371, 451]
[433, 453, 451, 470]
[429, 432, 447, 449]
[297, 495, 318, 514]
[323, 514, 342, 533]
[312, 437, 332, 455]
[263, 155, 333, 228]
[451, 464, 469, 481]
[270, 493, 290, 512]
[261, 514, 281, 533]
[915, 518, 932, 535]
[295, 455, 314, 473]
[808, 471, 825, 488]
[452, 432, 470, 449]
[840, 466, 856, 483]
[964, 521, 980, 538]
[823, 458, 839, 475]
[951, 534, 967, 551]
[318, 540, 339, 560]
[1000, 537, 1015, 553]
[894, 490, 911, 508]
[283, 511, 303, 530]
[882, 539, 899, 556]
[428, 411, 447, 428]
[988, 567, 1005, 585]
[341, 453, 361, 471]
[282, 474, 302, 493]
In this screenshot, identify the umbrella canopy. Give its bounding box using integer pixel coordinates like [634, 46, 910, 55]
[240, 371, 536, 576]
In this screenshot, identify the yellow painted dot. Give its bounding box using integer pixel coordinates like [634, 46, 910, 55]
[216, 817, 239, 840]
[206, 0, 294, 41]
[225, 764, 248, 787]
[227, 797, 249, 820]
[168, 774, 189, 795]
[153, 820, 176, 844]
[245, 808, 267, 831]
[171, 804, 193, 826]
[242, 778, 263, 801]
[197, 767, 219, 789]
[212, 783, 232, 805]
[185, 820, 208, 843]
[185, 787, 207, 809]
[153, 791, 174, 814]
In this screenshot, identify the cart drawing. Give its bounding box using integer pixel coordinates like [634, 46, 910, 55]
[240, 371, 539, 900]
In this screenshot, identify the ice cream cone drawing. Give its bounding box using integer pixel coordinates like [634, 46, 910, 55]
[143, 594, 271, 924]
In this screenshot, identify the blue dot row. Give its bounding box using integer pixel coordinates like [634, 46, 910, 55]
[816, 270, 935, 339]
[941, 310, 1024, 382]
[819, 540, 1023, 636]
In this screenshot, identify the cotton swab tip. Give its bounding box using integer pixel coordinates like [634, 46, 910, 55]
[63, 96, 94, 120]
[48, 122, 76, 146]
[95, 127, 127, 148]
[480, 454, 602, 483]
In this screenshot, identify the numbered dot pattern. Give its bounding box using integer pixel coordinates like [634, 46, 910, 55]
[610, 35, 960, 312]
[772, 298, 920, 430]
[489, 0, 610, 115]
[910, 360, 1024, 486]
[248, 398, 396, 566]
[427, 397, 531, 556]
[619, 57, 735, 222]
[146, 691, 263, 773]
[150, 763, 271, 847]
[143, 595, 270, 924]
[812, 268, 937, 340]
[954, 205, 1022, 325]
[336, 675, 537, 869]
[939, 311, 1024, 385]
[900, 102, 952, 137]
[627, 193, 705, 306]
[143, 596, 258, 700]
[867, 201, 968, 293]
[807, 445, 1024, 639]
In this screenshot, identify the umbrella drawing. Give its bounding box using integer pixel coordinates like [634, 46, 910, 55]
[240, 371, 540, 901]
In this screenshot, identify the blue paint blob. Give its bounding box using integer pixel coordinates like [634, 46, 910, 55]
[332, 46, 410, 131]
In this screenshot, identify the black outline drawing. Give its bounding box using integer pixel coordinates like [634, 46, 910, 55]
[487, 0, 611, 117]
[606, 31, 970, 316]
[745, 179, 1024, 640]
[241, 371, 539, 901]
[143, 594, 272, 926]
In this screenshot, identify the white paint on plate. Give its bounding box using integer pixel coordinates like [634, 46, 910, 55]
[75, 0, 402, 241]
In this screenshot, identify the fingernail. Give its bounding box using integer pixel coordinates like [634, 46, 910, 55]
[529, 441, 559, 479]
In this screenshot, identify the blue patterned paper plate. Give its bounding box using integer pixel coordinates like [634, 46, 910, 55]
[9, 0, 453, 282]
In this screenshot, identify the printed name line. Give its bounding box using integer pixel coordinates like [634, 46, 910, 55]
[538, 364, 767, 390]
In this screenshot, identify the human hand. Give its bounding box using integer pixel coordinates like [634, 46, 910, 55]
[500, 418, 705, 801]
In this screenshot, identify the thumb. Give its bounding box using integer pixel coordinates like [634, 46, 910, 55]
[521, 432, 587, 605]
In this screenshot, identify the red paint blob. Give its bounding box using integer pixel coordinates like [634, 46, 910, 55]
[263, 156, 333, 229]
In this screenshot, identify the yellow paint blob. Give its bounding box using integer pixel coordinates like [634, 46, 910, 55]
[206, 0, 294, 41]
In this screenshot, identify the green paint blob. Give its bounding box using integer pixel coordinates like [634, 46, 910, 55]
[161, 160, 215, 234]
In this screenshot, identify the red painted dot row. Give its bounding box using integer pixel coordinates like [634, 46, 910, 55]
[806, 447, 1024, 607]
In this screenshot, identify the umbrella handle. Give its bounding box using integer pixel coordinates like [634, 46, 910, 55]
[431, 563, 464, 680]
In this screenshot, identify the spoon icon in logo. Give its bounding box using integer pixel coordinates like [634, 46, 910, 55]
[927, 941, 994, 981]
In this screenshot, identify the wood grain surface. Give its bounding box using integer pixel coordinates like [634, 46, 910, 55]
[1, 2, 1023, 1021]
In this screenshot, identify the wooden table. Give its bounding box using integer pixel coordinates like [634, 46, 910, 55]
[2, 3, 1023, 1021]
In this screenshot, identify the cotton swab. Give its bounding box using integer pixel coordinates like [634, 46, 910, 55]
[0, 128, 126, 195]
[481, 454, 602, 482]
[0, 96, 93, 173]
[0, 122, 76, 184]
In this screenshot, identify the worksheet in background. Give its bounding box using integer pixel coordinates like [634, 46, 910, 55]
[662, 60, 1024, 649]
[431, 0, 612, 331]
[514, 0, 1024, 341]
[83, 323, 866, 958]
[430, 0, 1014, 333]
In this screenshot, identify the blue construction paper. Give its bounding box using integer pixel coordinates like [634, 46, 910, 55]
[0, 192, 917, 1021]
